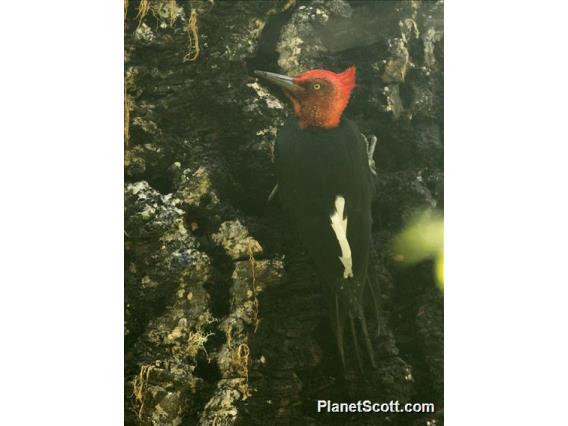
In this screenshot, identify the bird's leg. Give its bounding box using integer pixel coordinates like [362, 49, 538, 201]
[361, 133, 378, 176]
[349, 315, 365, 373]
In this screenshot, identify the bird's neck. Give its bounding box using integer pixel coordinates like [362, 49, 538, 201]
[290, 98, 346, 129]
[291, 115, 346, 131]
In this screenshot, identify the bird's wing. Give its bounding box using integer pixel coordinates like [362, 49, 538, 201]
[275, 118, 374, 286]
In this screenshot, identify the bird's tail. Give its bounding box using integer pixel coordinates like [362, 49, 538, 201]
[328, 275, 380, 372]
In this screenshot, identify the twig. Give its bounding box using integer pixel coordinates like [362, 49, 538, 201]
[184, 8, 200, 62]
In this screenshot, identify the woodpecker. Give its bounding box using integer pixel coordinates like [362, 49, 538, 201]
[255, 67, 379, 370]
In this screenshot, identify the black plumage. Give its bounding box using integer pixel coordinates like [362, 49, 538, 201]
[275, 116, 378, 369]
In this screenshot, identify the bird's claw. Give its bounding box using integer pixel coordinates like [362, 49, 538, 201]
[267, 183, 279, 202]
[362, 133, 378, 176]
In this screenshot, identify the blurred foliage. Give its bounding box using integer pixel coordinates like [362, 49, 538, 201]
[392, 209, 444, 290]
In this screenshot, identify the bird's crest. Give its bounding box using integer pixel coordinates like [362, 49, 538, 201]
[336, 66, 357, 100]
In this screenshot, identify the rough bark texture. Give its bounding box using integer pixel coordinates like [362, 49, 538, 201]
[124, 1, 443, 425]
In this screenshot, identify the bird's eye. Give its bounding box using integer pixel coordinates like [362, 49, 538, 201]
[313, 83, 321, 90]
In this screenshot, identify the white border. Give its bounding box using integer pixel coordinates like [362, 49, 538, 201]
[1, 1, 567, 425]
[446, 1, 568, 424]
[0, 1, 123, 423]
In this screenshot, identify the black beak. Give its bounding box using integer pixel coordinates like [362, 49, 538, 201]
[254, 70, 304, 92]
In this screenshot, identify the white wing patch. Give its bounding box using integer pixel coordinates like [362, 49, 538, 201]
[330, 195, 354, 279]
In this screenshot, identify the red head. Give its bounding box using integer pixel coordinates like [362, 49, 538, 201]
[255, 67, 357, 129]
